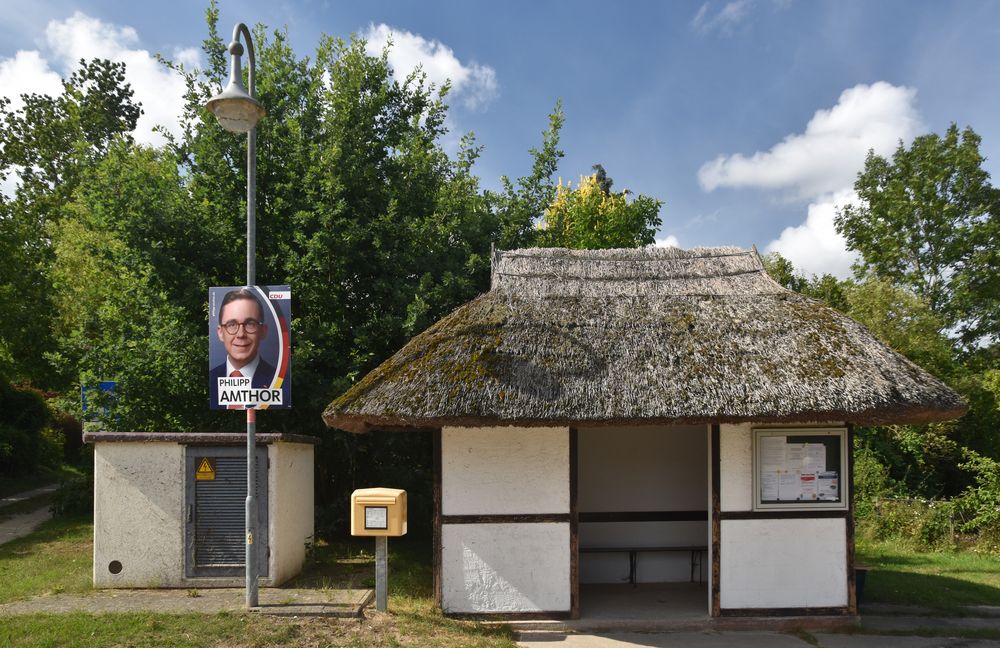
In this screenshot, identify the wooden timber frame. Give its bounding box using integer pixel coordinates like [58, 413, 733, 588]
[432, 427, 580, 619]
[710, 423, 857, 617]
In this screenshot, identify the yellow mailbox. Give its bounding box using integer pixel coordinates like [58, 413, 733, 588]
[351, 488, 407, 537]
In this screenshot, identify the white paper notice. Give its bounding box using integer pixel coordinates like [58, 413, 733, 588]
[778, 472, 800, 500]
[817, 471, 839, 501]
[761, 472, 779, 501]
[799, 473, 818, 500]
[760, 436, 785, 473]
[805, 443, 826, 474]
[760, 436, 785, 501]
[786, 443, 805, 470]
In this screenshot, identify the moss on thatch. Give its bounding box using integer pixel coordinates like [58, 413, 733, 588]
[324, 247, 966, 433]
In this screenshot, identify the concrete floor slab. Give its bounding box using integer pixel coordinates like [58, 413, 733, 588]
[517, 631, 812, 647]
[861, 615, 1000, 632]
[580, 583, 708, 620]
[815, 633, 1000, 647]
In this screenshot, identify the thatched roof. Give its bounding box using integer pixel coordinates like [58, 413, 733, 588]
[324, 246, 966, 433]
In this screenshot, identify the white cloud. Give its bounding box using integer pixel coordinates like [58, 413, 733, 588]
[698, 81, 924, 278]
[0, 50, 63, 112]
[43, 12, 197, 147]
[691, 1, 752, 36]
[765, 190, 858, 279]
[363, 23, 498, 110]
[0, 12, 198, 148]
[653, 234, 681, 248]
[698, 82, 922, 198]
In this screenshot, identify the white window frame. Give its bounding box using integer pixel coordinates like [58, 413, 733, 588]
[752, 427, 849, 511]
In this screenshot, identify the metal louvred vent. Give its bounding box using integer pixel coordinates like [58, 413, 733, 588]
[195, 457, 254, 566]
[185, 446, 268, 578]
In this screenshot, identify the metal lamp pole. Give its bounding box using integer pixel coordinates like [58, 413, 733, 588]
[205, 22, 266, 609]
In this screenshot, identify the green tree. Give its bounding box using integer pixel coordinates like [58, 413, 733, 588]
[48, 143, 211, 431]
[0, 59, 142, 388]
[538, 172, 662, 249]
[761, 252, 849, 312]
[761, 252, 807, 293]
[489, 101, 565, 250]
[835, 124, 1000, 349]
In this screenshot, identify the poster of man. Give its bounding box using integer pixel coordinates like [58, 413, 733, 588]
[208, 285, 291, 410]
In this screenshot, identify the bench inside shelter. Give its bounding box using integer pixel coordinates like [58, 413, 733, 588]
[578, 427, 709, 586]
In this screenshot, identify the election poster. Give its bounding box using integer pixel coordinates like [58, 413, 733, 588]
[208, 285, 291, 410]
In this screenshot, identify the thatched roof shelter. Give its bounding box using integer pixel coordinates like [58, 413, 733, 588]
[324, 246, 966, 433]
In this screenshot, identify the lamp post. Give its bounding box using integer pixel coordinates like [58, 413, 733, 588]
[205, 22, 266, 609]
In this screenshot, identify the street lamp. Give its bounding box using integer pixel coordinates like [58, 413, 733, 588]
[205, 21, 265, 610]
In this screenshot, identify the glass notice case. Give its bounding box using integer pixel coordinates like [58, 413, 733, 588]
[752, 427, 848, 511]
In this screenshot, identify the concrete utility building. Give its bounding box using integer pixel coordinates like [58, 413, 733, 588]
[323, 246, 965, 619]
[86, 432, 315, 589]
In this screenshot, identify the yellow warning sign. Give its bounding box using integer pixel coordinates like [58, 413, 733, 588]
[196, 458, 215, 481]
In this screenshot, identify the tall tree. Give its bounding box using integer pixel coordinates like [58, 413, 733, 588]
[489, 101, 565, 250]
[538, 172, 662, 249]
[835, 124, 1000, 349]
[0, 59, 142, 387]
[591, 163, 613, 194]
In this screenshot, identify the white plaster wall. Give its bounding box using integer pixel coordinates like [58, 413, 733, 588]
[442, 523, 570, 613]
[719, 424, 752, 512]
[720, 518, 847, 608]
[93, 442, 184, 587]
[268, 442, 314, 585]
[578, 426, 707, 511]
[442, 426, 569, 515]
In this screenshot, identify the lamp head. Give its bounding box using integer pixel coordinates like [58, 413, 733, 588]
[205, 40, 265, 133]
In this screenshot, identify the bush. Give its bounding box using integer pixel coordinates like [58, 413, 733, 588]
[51, 472, 93, 517]
[0, 381, 51, 475]
[858, 497, 957, 551]
[50, 411, 84, 464]
[954, 450, 1000, 533]
[38, 427, 65, 468]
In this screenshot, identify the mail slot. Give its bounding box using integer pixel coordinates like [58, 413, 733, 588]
[351, 487, 407, 537]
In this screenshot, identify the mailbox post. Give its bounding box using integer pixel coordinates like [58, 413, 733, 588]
[351, 488, 407, 612]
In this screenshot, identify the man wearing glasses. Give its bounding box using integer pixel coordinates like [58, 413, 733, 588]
[209, 288, 276, 408]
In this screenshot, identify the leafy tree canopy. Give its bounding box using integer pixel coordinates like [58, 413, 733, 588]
[835, 124, 1000, 350]
[538, 172, 662, 249]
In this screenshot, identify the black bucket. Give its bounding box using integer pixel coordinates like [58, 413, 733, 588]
[855, 566, 868, 605]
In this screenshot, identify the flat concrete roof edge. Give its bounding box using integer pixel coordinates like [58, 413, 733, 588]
[83, 431, 321, 445]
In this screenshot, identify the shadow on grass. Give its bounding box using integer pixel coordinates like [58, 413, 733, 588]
[284, 535, 433, 594]
[864, 569, 1000, 611]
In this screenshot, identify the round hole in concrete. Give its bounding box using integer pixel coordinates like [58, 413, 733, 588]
[108, 560, 122, 574]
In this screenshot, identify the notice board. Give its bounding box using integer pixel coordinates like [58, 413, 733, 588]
[752, 428, 848, 511]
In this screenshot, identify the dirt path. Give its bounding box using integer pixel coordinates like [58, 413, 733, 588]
[0, 483, 58, 507]
[0, 505, 53, 546]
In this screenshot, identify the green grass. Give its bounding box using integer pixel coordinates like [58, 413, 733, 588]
[289, 537, 518, 647]
[0, 521, 517, 647]
[0, 612, 288, 648]
[9, 522, 1000, 644]
[857, 538, 1000, 612]
[0, 515, 93, 603]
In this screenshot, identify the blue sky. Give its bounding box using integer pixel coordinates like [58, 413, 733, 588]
[2, 1, 999, 277]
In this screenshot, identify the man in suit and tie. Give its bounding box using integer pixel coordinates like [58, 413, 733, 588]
[209, 288, 276, 407]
